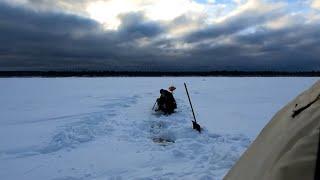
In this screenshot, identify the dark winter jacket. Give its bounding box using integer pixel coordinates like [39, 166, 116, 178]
[156, 89, 177, 114]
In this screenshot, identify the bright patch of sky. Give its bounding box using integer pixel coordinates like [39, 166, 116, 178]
[3, 0, 319, 32]
[85, 0, 206, 30]
[82, 0, 248, 30]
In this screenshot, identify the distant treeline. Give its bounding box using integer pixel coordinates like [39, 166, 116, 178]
[0, 71, 320, 77]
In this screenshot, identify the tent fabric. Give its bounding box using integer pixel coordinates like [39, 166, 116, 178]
[224, 80, 320, 180]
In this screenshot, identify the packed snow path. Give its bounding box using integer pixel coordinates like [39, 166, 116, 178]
[0, 77, 317, 180]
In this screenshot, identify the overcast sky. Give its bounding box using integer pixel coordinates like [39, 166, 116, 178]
[0, 0, 319, 71]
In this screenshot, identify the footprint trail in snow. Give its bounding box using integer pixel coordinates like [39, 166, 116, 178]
[1, 93, 251, 180]
[118, 97, 251, 179]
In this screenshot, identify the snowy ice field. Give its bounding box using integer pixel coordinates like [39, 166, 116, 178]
[0, 77, 318, 180]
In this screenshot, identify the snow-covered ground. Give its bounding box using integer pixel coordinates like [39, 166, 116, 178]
[0, 77, 317, 180]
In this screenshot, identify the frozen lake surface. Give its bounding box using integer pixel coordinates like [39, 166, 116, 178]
[0, 77, 318, 180]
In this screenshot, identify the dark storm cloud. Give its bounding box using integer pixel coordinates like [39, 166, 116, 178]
[183, 22, 320, 71]
[0, 3, 99, 36]
[0, 1, 319, 71]
[20, 0, 91, 12]
[184, 8, 284, 42]
[0, 3, 107, 68]
[0, 2, 170, 71]
[118, 13, 165, 40]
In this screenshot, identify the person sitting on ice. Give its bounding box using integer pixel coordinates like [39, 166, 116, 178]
[156, 86, 177, 114]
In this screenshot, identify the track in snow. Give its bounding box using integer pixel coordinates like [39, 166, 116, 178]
[1, 93, 251, 179]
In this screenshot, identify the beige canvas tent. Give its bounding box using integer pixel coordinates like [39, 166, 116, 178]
[224, 80, 320, 180]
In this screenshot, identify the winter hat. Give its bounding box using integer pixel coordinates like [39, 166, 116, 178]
[168, 86, 176, 92]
